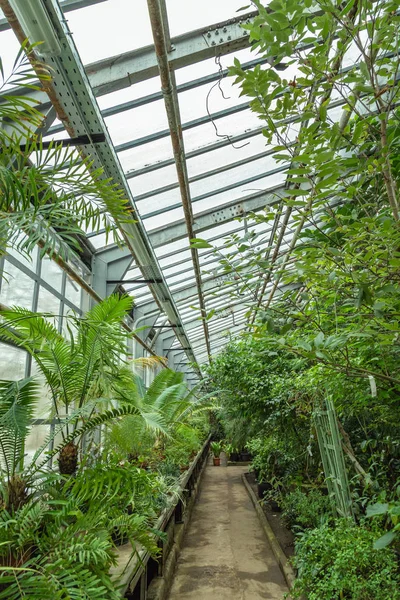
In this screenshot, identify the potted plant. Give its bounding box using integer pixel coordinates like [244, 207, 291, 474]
[224, 442, 234, 462]
[210, 442, 222, 466]
[227, 443, 240, 462]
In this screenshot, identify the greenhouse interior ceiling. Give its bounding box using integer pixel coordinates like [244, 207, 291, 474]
[0, 0, 321, 384]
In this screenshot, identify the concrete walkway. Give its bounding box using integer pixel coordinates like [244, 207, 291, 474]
[168, 463, 289, 600]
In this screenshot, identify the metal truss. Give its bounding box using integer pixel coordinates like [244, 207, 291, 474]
[85, 9, 256, 96]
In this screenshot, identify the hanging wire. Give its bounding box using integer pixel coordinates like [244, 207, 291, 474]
[206, 55, 250, 150]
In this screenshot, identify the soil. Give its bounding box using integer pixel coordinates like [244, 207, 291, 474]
[245, 471, 295, 559]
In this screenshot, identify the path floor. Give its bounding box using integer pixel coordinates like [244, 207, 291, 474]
[168, 463, 289, 600]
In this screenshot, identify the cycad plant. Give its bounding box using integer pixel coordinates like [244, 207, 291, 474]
[0, 294, 165, 475]
[107, 367, 213, 463]
[0, 375, 165, 598]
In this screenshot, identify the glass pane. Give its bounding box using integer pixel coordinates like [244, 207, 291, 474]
[182, 110, 261, 154]
[36, 287, 61, 329]
[67, 0, 153, 64]
[24, 425, 51, 466]
[0, 343, 27, 380]
[6, 241, 38, 272]
[65, 276, 82, 309]
[97, 78, 162, 112]
[0, 260, 35, 310]
[119, 136, 174, 172]
[30, 361, 52, 419]
[105, 99, 168, 146]
[128, 164, 178, 196]
[40, 255, 64, 292]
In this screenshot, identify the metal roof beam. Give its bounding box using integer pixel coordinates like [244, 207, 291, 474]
[152, 221, 274, 263]
[48, 56, 269, 136]
[133, 147, 281, 200]
[114, 101, 250, 153]
[132, 231, 297, 307]
[147, 0, 212, 360]
[141, 165, 287, 220]
[86, 10, 255, 96]
[147, 184, 286, 249]
[191, 320, 247, 346]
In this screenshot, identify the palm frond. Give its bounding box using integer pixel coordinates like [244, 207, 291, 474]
[0, 45, 130, 263]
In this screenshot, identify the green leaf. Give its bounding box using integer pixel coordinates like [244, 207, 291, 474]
[314, 332, 324, 348]
[189, 238, 213, 249]
[296, 340, 312, 352]
[373, 531, 396, 549]
[366, 503, 389, 517]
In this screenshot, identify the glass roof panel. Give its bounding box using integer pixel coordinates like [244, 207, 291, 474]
[136, 188, 183, 215]
[97, 78, 162, 112]
[155, 237, 190, 258]
[104, 99, 168, 146]
[182, 109, 261, 153]
[66, 0, 153, 64]
[192, 173, 286, 215]
[129, 164, 179, 196]
[143, 206, 185, 231]
[186, 133, 276, 178]
[166, 0, 248, 37]
[2, 0, 354, 367]
[118, 136, 174, 171]
[178, 79, 243, 124]
[189, 152, 284, 197]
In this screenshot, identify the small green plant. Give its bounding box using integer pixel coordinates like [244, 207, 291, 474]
[223, 442, 235, 459]
[210, 442, 222, 458]
[291, 519, 400, 600]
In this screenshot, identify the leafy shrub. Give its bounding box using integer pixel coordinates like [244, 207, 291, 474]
[280, 488, 332, 531]
[291, 519, 400, 600]
[247, 436, 296, 484]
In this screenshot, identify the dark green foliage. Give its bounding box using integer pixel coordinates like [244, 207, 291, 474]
[247, 436, 298, 485]
[291, 519, 400, 600]
[0, 293, 210, 598]
[280, 488, 332, 531]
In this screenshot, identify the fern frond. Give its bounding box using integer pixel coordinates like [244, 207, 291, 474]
[0, 378, 39, 477]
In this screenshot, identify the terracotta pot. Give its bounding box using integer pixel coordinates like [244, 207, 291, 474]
[213, 457, 221, 466]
